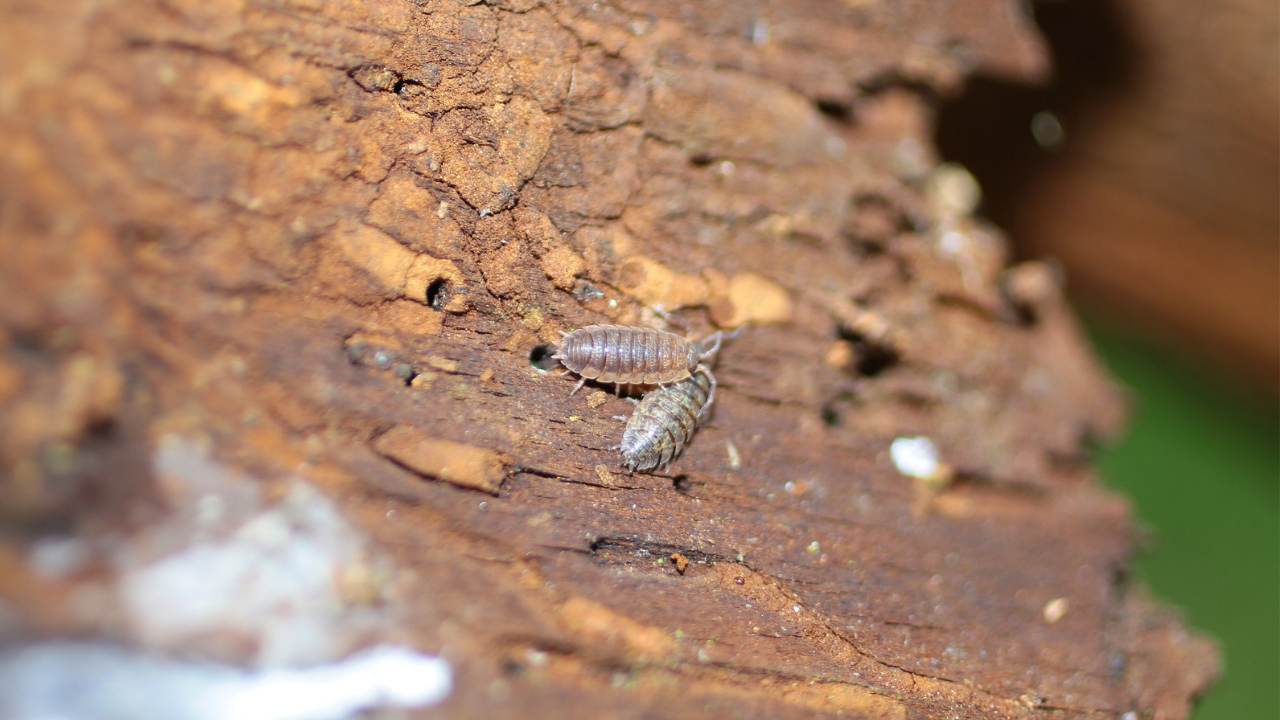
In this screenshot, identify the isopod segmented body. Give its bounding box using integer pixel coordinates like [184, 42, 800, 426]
[620, 368, 714, 472]
[553, 324, 725, 395]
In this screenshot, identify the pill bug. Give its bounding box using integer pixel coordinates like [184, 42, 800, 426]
[553, 324, 726, 395]
[620, 368, 715, 472]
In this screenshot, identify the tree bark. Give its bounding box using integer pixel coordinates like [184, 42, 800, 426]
[0, 1, 1217, 718]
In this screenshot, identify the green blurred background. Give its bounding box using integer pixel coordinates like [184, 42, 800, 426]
[1088, 321, 1278, 720]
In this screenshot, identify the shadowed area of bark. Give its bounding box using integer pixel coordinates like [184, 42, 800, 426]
[0, 1, 1216, 718]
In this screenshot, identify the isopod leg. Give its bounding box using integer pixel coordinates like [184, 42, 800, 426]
[696, 365, 717, 420]
[570, 377, 587, 395]
[699, 331, 724, 361]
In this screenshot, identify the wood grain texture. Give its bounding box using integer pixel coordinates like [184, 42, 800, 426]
[0, 0, 1216, 717]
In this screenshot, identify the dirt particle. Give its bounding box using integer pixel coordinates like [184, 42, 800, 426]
[1019, 693, 1044, 710]
[373, 426, 508, 495]
[593, 464, 614, 486]
[1043, 597, 1070, 624]
[725, 440, 741, 470]
[410, 372, 438, 389]
[671, 553, 689, 575]
[1002, 260, 1063, 320]
[824, 340, 855, 369]
[573, 280, 605, 302]
[586, 390, 609, 409]
[425, 356, 459, 373]
[890, 436, 953, 489]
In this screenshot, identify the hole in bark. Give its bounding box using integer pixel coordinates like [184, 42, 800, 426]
[814, 98, 853, 123]
[393, 78, 423, 95]
[394, 363, 417, 386]
[836, 324, 900, 377]
[820, 402, 842, 427]
[529, 344, 559, 372]
[854, 344, 898, 377]
[672, 475, 692, 493]
[426, 277, 450, 309]
[688, 153, 714, 167]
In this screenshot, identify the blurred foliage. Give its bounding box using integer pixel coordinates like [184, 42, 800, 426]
[1087, 318, 1279, 720]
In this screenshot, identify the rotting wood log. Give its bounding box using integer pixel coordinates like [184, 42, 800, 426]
[0, 1, 1218, 718]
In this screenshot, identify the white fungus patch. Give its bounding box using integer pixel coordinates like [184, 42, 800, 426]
[0, 642, 451, 720]
[111, 437, 385, 666]
[12, 437, 449, 719]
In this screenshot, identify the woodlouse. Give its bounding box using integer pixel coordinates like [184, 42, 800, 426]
[619, 367, 714, 472]
[553, 324, 726, 396]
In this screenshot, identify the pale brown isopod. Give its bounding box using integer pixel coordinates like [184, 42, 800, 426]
[619, 368, 714, 472]
[552, 324, 726, 396]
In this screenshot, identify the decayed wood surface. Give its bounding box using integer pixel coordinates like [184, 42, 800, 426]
[0, 1, 1217, 718]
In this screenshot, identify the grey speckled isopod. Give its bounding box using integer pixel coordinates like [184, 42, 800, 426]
[553, 324, 726, 398]
[620, 368, 714, 472]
